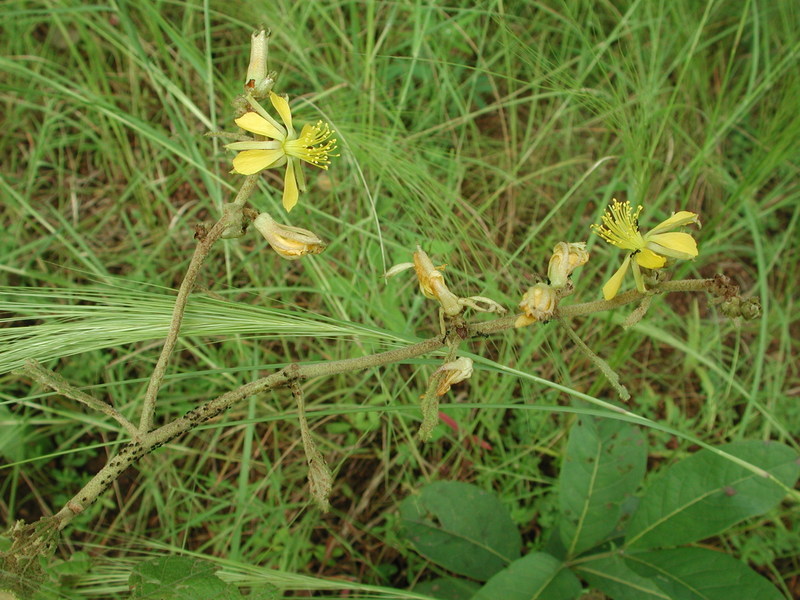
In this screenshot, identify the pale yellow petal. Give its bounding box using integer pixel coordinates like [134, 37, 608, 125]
[235, 112, 285, 139]
[646, 232, 698, 260]
[232, 149, 285, 175]
[282, 159, 300, 212]
[225, 140, 282, 151]
[244, 96, 289, 137]
[515, 314, 537, 328]
[602, 255, 630, 300]
[647, 211, 700, 235]
[269, 91, 294, 134]
[635, 248, 667, 269]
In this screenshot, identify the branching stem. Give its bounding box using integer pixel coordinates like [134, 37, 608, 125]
[137, 220, 228, 433]
[19, 360, 139, 439]
[50, 276, 728, 530]
[137, 176, 261, 433]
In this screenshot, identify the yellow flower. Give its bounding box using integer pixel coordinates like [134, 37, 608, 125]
[515, 283, 557, 327]
[591, 199, 699, 300]
[226, 92, 337, 212]
[434, 357, 474, 396]
[412, 246, 462, 316]
[253, 213, 326, 260]
[547, 242, 590, 289]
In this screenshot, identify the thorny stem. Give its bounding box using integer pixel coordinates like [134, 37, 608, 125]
[50, 276, 733, 531]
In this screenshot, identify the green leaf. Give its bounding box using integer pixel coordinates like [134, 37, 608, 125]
[399, 481, 521, 580]
[49, 552, 91, 577]
[573, 554, 669, 599]
[624, 548, 784, 600]
[129, 556, 242, 600]
[245, 586, 279, 600]
[470, 553, 581, 600]
[413, 577, 480, 600]
[559, 417, 646, 556]
[625, 441, 800, 549]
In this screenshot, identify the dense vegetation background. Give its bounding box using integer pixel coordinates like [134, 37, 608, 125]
[1, 0, 798, 597]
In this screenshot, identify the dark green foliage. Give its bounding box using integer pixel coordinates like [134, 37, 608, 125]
[400, 417, 798, 599]
[399, 481, 521, 581]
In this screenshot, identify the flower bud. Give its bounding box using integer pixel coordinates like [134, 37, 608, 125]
[307, 451, 333, 512]
[434, 357, 474, 396]
[548, 242, 589, 288]
[740, 297, 762, 320]
[253, 213, 325, 260]
[413, 246, 461, 316]
[720, 296, 762, 321]
[515, 283, 557, 327]
[245, 29, 275, 98]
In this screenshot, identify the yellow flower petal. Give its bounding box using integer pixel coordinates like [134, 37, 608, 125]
[602, 255, 631, 300]
[515, 314, 538, 328]
[646, 232, 698, 260]
[282, 159, 300, 212]
[232, 149, 285, 175]
[235, 112, 286, 140]
[225, 140, 282, 151]
[269, 91, 294, 135]
[647, 211, 700, 235]
[635, 248, 667, 269]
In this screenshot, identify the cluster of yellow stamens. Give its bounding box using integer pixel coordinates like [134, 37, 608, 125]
[284, 121, 337, 168]
[591, 200, 644, 251]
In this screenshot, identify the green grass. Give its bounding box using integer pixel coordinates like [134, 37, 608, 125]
[1, 0, 799, 598]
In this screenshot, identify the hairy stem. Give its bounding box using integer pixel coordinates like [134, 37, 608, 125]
[230, 174, 260, 209]
[137, 220, 228, 433]
[559, 320, 630, 401]
[52, 276, 724, 529]
[418, 339, 461, 441]
[137, 178, 262, 433]
[55, 336, 445, 528]
[19, 360, 139, 438]
[292, 373, 332, 511]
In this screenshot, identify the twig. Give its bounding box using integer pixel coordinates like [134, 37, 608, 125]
[291, 371, 332, 511]
[418, 340, 461, 441]
[137, 219, 227, 432]
[559, 320, 630, 401]
[137, 177, 261, 433]
[19, 360, 139, 439]
[51, 276, 730, 530]
[472, 279, 718, 336]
